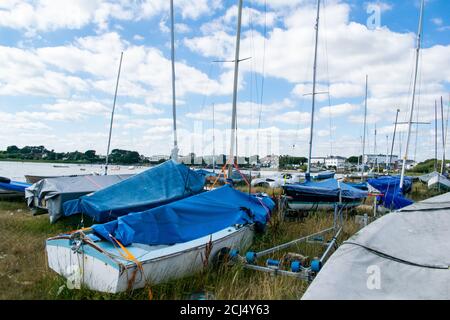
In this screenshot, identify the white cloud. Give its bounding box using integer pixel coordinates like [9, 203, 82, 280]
[319, 103, 359, 117]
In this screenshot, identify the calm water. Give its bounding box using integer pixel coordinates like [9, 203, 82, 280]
[0, 161, 149, 182]
[0, 161, 339, 183]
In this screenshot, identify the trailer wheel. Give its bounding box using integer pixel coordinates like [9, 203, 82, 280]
[213, 247, 231, 267]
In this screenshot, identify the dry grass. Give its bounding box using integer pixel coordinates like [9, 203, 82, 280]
[0, 181, 435, 300]
[0, 196, 360, 300]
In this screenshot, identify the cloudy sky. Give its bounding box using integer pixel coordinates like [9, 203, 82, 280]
[0, 0, 449, 161]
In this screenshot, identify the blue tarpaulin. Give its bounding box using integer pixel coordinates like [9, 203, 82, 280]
[367, 176, 413, 210]
[92, 185, 275, 246]
[195, 169, 218, 177]
[283, 179, 368, 200]
[64, 160, 205, 223]
[0, 181, 31, 193]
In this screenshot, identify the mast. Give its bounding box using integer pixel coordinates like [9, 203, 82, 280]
[435, 100, 438, 171]
[228, 0, 243, 178]
[385, 135, 389, 168]
[399, 0, 424, 190]
[170, 0, 179, 161]
[389, 109, 400, 171]
[441, 96, 446, 174]
[212, 103, 216, 174]
[306, 0, 321, 179]
[104, 51, 123, 175]
[361, 75, 368, 180]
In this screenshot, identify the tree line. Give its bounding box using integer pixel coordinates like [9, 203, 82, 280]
[0, 145, 148, 165]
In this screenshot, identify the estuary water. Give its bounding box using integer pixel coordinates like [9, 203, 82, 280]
[0, 161, 149, 182]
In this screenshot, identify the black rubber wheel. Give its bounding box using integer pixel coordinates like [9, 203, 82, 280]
[213, 247, 231, 267]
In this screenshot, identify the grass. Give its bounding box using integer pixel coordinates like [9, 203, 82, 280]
[0, 181, 444, 300]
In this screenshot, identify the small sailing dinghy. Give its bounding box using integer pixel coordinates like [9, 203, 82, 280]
[282, 179, 367, 211]
[418, 171, 439, 184]
[251, 172, 303, 188]
[428, 173, 450, 190]
[46, 185, 275, 293]
[0, 177, 31, 197]
[63, 160, 205, 223]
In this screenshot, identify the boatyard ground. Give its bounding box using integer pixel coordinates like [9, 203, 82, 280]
[0, 182, 443, 300]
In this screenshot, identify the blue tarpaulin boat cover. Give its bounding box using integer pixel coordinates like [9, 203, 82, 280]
[0, 181, 31, 193]
[64, 160, 205, 223]
[368, 176, 413, 210]
[92, 185, 275, 246]
[284, 179, 368, 200]
[195, 169, 218, 177]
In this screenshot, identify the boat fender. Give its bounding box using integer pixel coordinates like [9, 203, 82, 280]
[246, 251, 257, 264]
[311, 259, 322, 272]
[0, 176, 11, 184]
[291, 260, 302, 273]
[266, 259, 280, 269]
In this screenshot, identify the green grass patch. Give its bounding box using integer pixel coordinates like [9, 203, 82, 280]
[0, 181, 443, 300]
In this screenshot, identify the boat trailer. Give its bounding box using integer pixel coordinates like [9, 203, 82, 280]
[229, 203, 345, 281]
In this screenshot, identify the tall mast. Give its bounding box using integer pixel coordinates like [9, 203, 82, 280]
[170, 0, 179, 161]
[228, 0, 243, 178]
[212, 103, 216, 174]
[389, 109, 400, 171]
[440, 96, 446, 174]
[104, 51, 123, 175]
[385, 135, 389, 168]
[434, 100, 438, 171]
[400, 0, 424, 190]
[306, 0, 321, 178]
[361, 75, 368, 180]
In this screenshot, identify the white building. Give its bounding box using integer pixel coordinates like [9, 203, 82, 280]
[311, 157, 326, 165]
[148, 155, 169, 163]
[325, 156, 347, 168]
[395, 159, 416, 170]
[363, 154, 398, 166]
[260, 155, 279, 168]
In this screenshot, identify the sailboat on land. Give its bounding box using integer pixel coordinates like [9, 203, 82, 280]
[282, 0, 367, 211]
[45, 0, 275, 292]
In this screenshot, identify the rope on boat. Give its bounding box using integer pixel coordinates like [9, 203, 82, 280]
[344, 241, 450, 270]
[108, 234, 145, 291]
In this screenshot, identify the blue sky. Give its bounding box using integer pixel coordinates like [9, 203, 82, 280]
[0, 0, 449, 161]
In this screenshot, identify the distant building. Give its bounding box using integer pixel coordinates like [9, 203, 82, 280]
[311, 157, 326, 165]
[260, 155, 279, 168]
[237, 156, 247, 165]
[148, 155, 169, 163]
[249, 155, 259, 166]
[179, 153, 194, 165]
[395, 159, 416, 170]
[363, 154, 398, 167]
[325, 156, 347, 168]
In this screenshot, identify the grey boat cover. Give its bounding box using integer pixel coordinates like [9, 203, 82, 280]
[418, 171, 439, 183]
[302, 192, 450, 300]
[25, 174, 132, 223]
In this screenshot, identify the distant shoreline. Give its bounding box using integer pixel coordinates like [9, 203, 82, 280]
[0, 159, 148, 166]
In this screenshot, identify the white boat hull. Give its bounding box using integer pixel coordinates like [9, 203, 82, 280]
[46, 226, 253, 293]
[428, 174, 450, 190]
